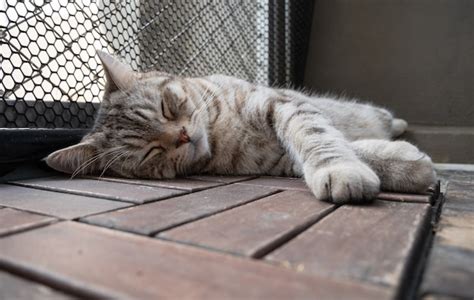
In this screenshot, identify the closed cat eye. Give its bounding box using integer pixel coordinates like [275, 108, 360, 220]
[161, 100, 176, 120]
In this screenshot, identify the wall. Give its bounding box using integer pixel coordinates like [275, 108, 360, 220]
[304, 0, 474, 163]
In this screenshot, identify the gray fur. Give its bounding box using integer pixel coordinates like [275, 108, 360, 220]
[46, 52, 436, 204]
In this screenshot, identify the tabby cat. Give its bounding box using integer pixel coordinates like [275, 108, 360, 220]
[46, 51, 436, 204]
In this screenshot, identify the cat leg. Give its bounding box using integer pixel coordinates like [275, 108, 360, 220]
[272, 102, 380, 204]
[351, 139, 436, 193]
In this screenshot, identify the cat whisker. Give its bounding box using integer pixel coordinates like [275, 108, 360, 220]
[195, 88, 214, 115]
[99, 150, 129, 178]
[70, 147, 124, 179]
[99, 153, 124, 178]
[192, 81, 228, 126]
[177, 157, 189, 176]
[197, 81, 225, 111]
[103, 151, 128, 173]
[191, 86, 213, 122]
[70, 152, 102, 179]
[120, 152, 135, 174]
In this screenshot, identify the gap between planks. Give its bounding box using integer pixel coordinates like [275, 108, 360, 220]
[146, 189, 284, 236]
[394, 201, 437, 300]
[0, 256, 121, 299]
[79, 185, 283, 237]
[0, 222, 391, 299]
[157, 202, 340, 259]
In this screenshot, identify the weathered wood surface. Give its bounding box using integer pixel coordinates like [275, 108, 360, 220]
[82, 184, 278, 235]
[87, 176, 224, 191]
[186, 175, 257, 183]
[237, 177, 310, 191]
[443, 180, 474, 212]
[420, 168, 474, 299]
[0, 170, 462, 299]
[421, 245, 474, 299]
[0, 208, 55, 236]
[435, 168, 474, 183]
[0, 270, 72, 300]
[0, 184, 130, 219]
[12, 176, 186, 204]
[266, 201, 431, 291]
[0, 222, 390, 300]
[239, 177, 434, 203]
[422, 295, 464, 300]
[436, 210, 474, 251]
[377, 192, 431, 203]
[159, 191, 335, 257]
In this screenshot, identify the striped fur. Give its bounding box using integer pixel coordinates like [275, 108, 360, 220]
[46, 52, 436, 204]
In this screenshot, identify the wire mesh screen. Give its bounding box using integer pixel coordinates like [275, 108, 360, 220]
[1, 0, 313, 129]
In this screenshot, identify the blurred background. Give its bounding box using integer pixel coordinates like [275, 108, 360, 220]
[304, 0, 474, 163]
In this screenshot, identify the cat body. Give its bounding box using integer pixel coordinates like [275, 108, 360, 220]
[46, 51, 436, 204]
[199, 75, 397, 174]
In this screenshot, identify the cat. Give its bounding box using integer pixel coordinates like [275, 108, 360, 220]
[46, 50, 436, 204]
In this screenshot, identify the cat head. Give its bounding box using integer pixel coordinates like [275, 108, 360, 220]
[46, 51, 211, 178]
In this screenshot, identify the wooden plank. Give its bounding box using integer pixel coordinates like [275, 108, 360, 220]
[266, 201, 431, 289]
[377, 192, 431, 203]
[0, 270, 72, 299]
[242, 179, 434, 203]
[434, 167, 474, 196]
[0, 222, 390, 299]
[11, 176, 186, 204]
[81, 184, 279, 235]
[0, 208, 56, 236]
[86, 175, 224, 191]
[438, 224, 474, 251]
[420, 207, 474, 299]
[186, 175, 256, 184]
[443, 180, 474, 212]
[435, 168, 474, 184]
[420, 245, 474, 299]
[437, 210, 474, 251]
[438, 208, 474, 229]
[0, 184, 130, 219]
[159, 190, 335, 257]
[419, 170, 474, 299]
[422, 294, 463, 300]
[238, 176, 310, 191]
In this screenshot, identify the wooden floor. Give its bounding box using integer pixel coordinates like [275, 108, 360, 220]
[0, 165, 472, 299]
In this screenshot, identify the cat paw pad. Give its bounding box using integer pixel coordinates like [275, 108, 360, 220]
[305, 162, 380, 204]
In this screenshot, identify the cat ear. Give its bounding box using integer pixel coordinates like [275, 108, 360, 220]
[45, 142, 99, 175]
[97, 50, 138, 93]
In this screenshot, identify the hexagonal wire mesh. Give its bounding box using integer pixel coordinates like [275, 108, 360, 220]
[1, 0, 313, 129]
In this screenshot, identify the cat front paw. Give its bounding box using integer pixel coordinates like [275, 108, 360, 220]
[304, 162, 380, 204]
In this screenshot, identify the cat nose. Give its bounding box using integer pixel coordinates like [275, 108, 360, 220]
[176, 127, 190, 147]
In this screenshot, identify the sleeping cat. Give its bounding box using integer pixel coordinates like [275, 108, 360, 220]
[46, 50, 436, 204]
